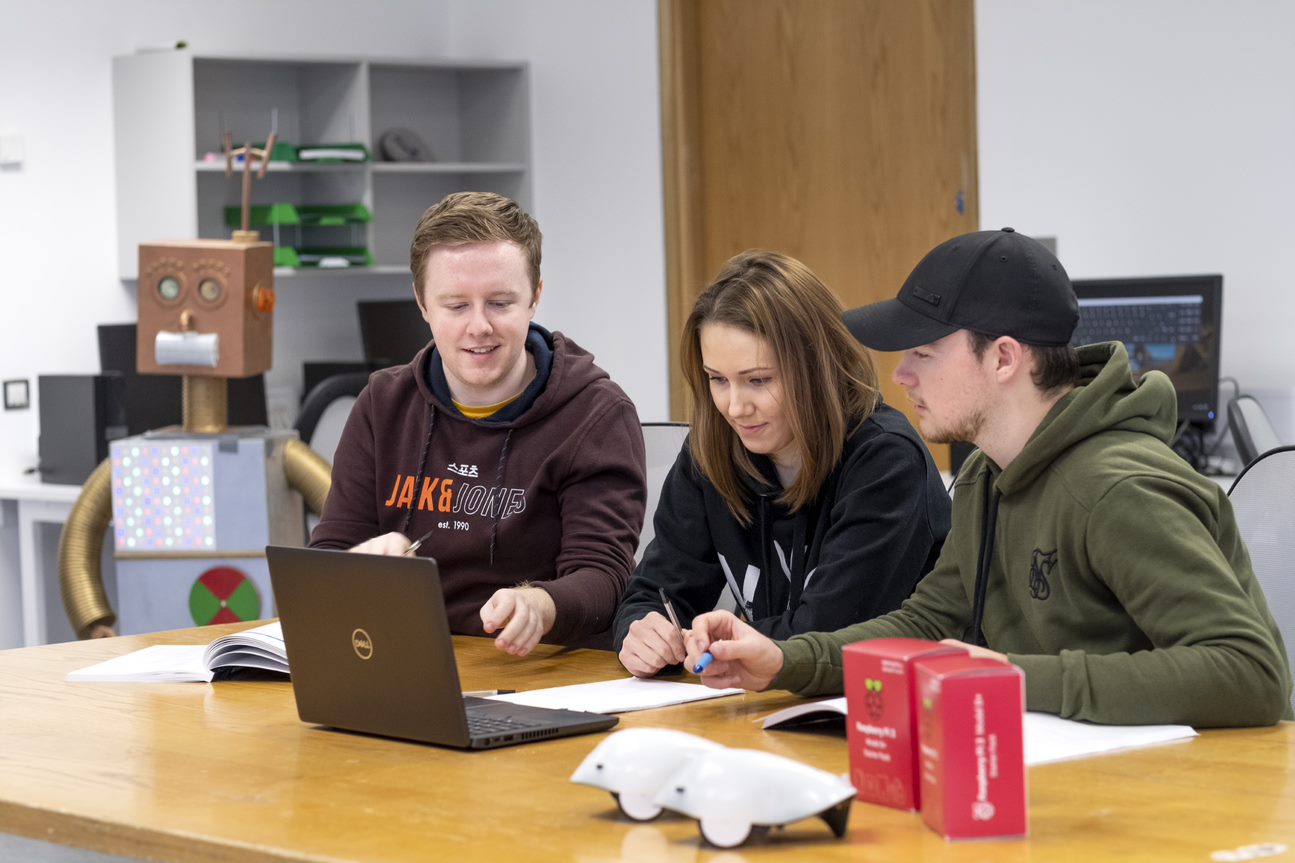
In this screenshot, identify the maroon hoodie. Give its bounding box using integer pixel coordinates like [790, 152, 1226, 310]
[310, 329, 646, 647]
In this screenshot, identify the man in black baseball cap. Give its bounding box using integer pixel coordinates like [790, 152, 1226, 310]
[844, 227, 1077, 351]
[840, 228, 1083, 453]
[678, 227, 1292, 728]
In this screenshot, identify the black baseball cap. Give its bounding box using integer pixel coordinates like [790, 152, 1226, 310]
[844, 227, 1078, 351]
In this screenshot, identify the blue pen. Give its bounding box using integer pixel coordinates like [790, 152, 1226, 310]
[692, 651, 714, 674]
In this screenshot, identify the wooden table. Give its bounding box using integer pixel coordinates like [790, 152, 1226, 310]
[1, 624, 1292, 862]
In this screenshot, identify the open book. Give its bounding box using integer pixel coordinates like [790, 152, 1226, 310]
[760, 697, 1198, 765]
[65, 622, 288, 683]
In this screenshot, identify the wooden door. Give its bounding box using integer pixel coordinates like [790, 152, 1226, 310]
[660, 0, 979, 467]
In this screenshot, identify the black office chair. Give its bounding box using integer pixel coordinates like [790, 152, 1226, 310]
[1227, 445, 1295, 717]
[1229, 394, 1284, 469]
[294, 372, 370, 465]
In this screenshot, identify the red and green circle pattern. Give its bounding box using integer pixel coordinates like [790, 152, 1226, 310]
[189, 566, 261, 625]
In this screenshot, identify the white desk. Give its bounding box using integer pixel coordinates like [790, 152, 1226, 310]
[0, 474, 83, 647]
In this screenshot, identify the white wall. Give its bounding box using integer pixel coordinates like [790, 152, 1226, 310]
[13, 0, 1288, 476]
[977, 0, 1295, 448]
[446, 0, 669, 421]
[0, 0, 668, 484]
[0, 0, 451, 478]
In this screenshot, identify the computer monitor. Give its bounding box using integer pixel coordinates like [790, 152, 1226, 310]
[356, 300, 431, 369]
[97, 323, 269, 429]
[1069, 275, 1223, 428]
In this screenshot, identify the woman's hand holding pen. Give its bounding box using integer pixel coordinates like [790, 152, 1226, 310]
[685, 611, 785, 692]
[619, 612, 688, 677]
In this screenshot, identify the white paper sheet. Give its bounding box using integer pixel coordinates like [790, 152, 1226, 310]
[760, 698, 1198, 765]
[486, 677, 744, 714]
[1022, 711, 1197, 765]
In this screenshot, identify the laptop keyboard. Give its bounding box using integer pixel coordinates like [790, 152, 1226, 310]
[467, 713, 544, 735]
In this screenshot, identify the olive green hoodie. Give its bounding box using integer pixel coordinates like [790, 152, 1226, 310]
[773, 342, 1292, 727]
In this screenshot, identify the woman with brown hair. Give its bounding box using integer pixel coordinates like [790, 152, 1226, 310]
[614, 250, 950, 677]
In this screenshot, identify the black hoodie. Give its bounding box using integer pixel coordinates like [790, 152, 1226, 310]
[613, 402, 949, 649]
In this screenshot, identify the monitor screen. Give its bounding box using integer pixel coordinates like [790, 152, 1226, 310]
[356, 300, 431, 369]
[1069, 275, 1222, 427]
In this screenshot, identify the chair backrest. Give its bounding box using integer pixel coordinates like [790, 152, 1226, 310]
[638, 422, 690, 562]
[1229, 393, 1284, 469]
[295, 372, 370, 465]
[1228, 445, 1295, 715]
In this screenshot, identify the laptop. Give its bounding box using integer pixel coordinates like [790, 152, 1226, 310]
[265, 545, 618, 749]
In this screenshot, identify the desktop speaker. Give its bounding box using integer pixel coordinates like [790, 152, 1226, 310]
[37, 374, 128, 485]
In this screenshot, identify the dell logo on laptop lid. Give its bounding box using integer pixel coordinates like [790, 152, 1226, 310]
[352, 628, 374, 660]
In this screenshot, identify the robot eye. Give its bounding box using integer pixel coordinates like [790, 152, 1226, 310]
[157, 276, 181, 301]
[197, 278, 222, 303]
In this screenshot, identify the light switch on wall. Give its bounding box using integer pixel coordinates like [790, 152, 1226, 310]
[3, 379, 30, 410]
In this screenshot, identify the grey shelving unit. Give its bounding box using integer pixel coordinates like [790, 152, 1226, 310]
[112, 51, 531, 280]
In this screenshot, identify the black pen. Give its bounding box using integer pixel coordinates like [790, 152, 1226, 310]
[659, 587, 683, 634]
[660, 588, 713, 673]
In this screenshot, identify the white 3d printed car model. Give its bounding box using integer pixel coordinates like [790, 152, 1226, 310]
[651, 747, 856, 848]
[570, 727, 724, 820]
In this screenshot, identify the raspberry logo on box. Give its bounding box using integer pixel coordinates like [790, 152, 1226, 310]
[913, 654, 1027, 841]
[842, 639, 968, 811]
[863, 678, 885, 721]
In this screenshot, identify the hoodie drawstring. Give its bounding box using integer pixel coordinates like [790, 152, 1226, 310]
[785, 508, 810, 611]
[400, 405, 438, 537]
[756, 493, 774, 618]
[965, 480, 1002, 647]
[756, 493, 812, 618]
[487, 428, 514, 565]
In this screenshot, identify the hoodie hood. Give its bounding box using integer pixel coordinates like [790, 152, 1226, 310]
[414, 324, 611, 429]
[995, 341, 1178, 495]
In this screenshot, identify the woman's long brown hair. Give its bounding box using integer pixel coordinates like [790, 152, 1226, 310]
[681, 250, 880, 525]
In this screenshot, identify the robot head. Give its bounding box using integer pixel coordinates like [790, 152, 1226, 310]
[136, 239, 275, 378]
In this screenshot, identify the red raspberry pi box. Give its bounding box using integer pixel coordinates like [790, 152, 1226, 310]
[842, 639, 967, 811]
[913, 654, 1026, 840]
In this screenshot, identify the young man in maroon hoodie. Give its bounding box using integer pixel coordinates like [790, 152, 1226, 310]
[310, 192, 647, 656]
